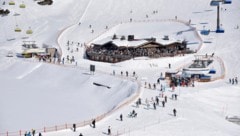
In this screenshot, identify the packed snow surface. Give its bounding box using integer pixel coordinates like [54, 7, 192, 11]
[0, 0, 240, 136]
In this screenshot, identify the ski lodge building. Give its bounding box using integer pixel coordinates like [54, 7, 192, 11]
[86, 35, 191, 63]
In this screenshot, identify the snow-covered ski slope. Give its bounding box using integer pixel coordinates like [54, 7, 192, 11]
[0, 0, 240, 135]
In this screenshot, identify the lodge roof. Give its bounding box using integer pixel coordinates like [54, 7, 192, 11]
[92, 35, 183, 48]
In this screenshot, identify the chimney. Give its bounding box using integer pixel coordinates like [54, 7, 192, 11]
[128, 35, 134, 41]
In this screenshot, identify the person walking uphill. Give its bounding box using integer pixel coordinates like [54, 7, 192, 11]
[173, 108, 177, 116]
[164, 96, 167, 103]
[108, 126, 111, 135]
[73, 123, 76, 132]
[92, 119, 96, 128]
[120, 114, 123, 121]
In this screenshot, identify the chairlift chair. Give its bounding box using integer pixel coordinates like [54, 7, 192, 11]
[210, 0, 222, 6]
[26, 27, 33, 34]
[15, 25, 22, 32]
[19, 3, 26, 8]
[9, 1, 15, 5]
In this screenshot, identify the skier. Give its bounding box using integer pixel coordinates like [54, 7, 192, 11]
[133, 71, 136, 76]
[92, 119, 96, 128]
[156, 96, 159, 105]
[153, 102, 156, 110]
[229, 78, 231, 84]
[153, 83, 156, 89]
[149, 83, 151, 89]
[120, 114, 123, 121]
[235, 77, 238, 84]
[172, 94, 174, 99]
[38, 133, 42, 136]
[27, 132, 31, 136]
[174, 94, 178, 100]
[73, 124, 76, 132]
[107, 126, 111, 135]
[173, 108, 177, 116]
[113, 70, 115, 76]
[79, 133, 83, 136]
[162, 101, 165, 107]
[121, 71, 123, 76]
[169, 63, 171, 69]
[232, 78, 235, 85]
[164, 96, 167, 103]
[135, 101, 139, 108]
[126, 71, 128, 77]
[32, 129, 35, 136]
[138, 98, 141, 105]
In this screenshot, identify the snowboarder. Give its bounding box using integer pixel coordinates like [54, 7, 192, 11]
[162, 101, 165, 107]
[173, 108, 177, 116]
[92, 119, 96, 128]
[73, 124, 76, 132]
[120, 114, 123, 121]
[107, 126, 111, 135]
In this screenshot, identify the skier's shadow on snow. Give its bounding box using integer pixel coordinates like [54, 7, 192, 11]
[82, 72, 92, 75]
[102, 132, 109, 135]
[116, 118, 122, 121]
[131, 105, 138, 108]
[168, 113, 175, 117]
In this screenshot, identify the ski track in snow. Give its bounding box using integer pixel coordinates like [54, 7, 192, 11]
[16, 63, 42, 79]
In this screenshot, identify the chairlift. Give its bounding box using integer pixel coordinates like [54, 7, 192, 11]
[19, 3, 26, 8]
[15, 25, 22, 32]
[26, 27, 33, 34]
[210, 0, 222, 6]
[9, 1, 15, 5]
[223, 0, 232, 4]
